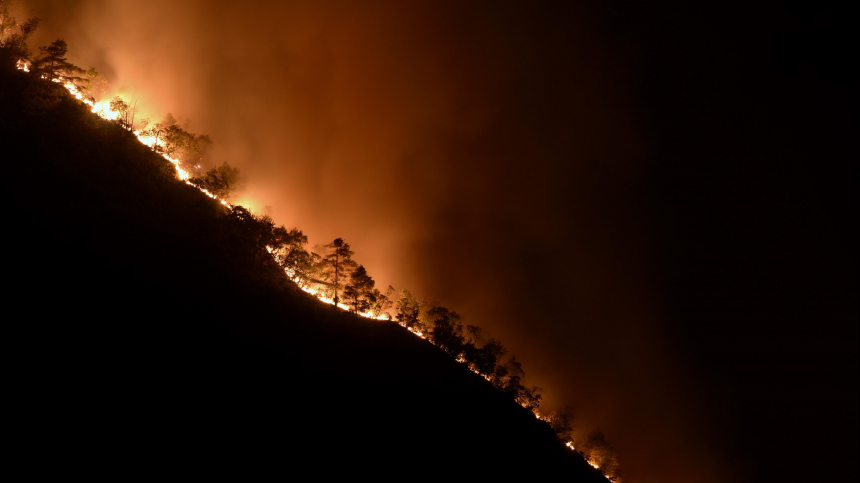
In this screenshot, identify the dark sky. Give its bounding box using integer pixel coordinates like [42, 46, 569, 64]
[23, 1, 858, 481]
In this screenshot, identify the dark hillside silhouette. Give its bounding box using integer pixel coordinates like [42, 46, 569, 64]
[2, 60, 608, 479]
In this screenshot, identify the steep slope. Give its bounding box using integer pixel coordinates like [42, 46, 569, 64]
[3, 65, 608, 479]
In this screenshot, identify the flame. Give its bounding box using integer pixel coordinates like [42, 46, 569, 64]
[45, 71, 194, 182]
[17, 60, 609, 477]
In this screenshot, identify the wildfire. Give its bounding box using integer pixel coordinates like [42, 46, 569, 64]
[22, 63, 195, 182]
[17, 59, 603, 476]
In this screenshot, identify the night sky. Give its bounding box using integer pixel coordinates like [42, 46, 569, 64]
[23, 1, 858, 481]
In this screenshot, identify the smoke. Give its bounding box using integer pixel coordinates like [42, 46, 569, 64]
[25, 1, 730, 481]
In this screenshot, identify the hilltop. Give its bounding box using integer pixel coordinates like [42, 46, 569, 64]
[2, 58, 611, 479]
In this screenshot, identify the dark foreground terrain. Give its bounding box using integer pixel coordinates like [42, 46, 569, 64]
[2, 65, 606, 479]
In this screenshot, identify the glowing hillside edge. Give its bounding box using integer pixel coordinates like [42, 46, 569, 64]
[15, 59, 620, 478]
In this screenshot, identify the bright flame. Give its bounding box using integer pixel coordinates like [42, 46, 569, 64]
[17, 61, 611, 479]
[41, 71, 194, 183]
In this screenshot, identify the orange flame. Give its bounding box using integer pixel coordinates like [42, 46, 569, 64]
[18, 59, 598, 474]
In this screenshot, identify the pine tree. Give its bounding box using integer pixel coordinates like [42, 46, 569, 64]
[31, 39, 85, 86]
[321, 238, 356, 306]
[344, 265, 375, 313]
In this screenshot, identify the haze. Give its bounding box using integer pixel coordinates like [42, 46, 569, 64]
[23, 1, 858, 482]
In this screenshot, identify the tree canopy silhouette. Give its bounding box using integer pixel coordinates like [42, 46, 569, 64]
[190, 162, 244, 201]
[30, 39, 90, 92]
[0, 6, 39, 65]
[368, 284, 395, 319]
[320, 238, 356, 306]
[344, 264, 375, 313]
[395, 289, 423, 332]
[426, 305, 465, 356]
[581, 430, 620, 480]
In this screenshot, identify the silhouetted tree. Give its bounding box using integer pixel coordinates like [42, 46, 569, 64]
[190, 162, 244, 201]
[271, 226, 310, 281]
[465, 325, 483, 346]
[224, 206, 280, 269]
[494, 355, 526, 398]
[303, 251, 324, 287]
[344, 264, 375, 313]
[580, 430, 620, 479]
[395, 289, 423, 332]
[426, 305, 465, 355]
[368, 284, 395, 318]
[543, 407, 575, 446]
[109, 96, 134, 129]
[30, 39, 88, 91]
[470, 337, 505, 378]
[321, 238, 356, 306]
[162, 123, 212, 163]
[461, 325, 482, 371]
[0, 7, 39, 66]
[517, 385, 542, 412]
[139, 115, 172, 152]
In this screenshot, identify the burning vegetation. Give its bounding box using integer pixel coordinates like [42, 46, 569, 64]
[2, 5, 621, 480]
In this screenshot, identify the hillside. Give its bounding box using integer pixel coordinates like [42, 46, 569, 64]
[2, 61, 610, 479]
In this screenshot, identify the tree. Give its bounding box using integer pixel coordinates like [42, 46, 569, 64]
[189, 162, 244, 201]
[162, 123, 212, 163]
[271, 226, 309, 280]
[321, 238, 356, 306]
[30, 39, 86, 88]
[395, 289, 423, 331]
[343, 265, 375, 313]
[302, 251, 324, 287]
[516, 385, 542, 412]
[494, 355, 526, 398]
[461, 325, 483, 371]
[425, 305, 465, 355]
[469, 337, 505, 378]
[543, 407, 574, 444]
[140, 112, 210, 159]
[465, 325, 483, 346]
[580, 430, 620, 479]
[109, 96, 132, 129]
[0, 7, 39, 67]
[139, 115, 172, 152]
[223, 206, 281, 270]
[368, 284, 395, 318]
